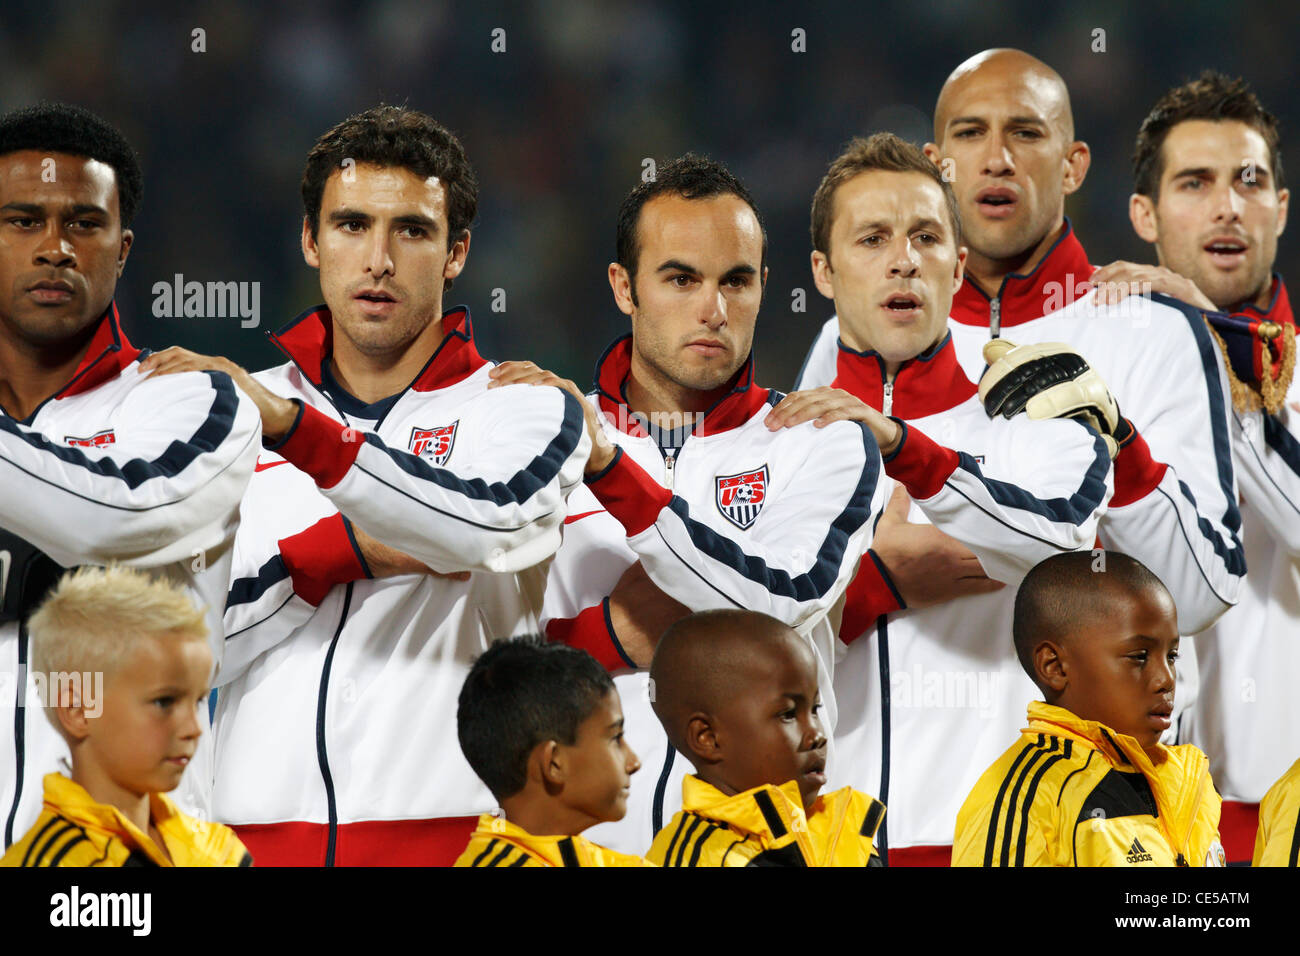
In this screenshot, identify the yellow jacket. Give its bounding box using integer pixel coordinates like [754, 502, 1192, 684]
[1, 774, 251, 867]
[1253, 758, 1300, 867]
[647, 775, 885, 867]
[453, 814, 654, 867]
[953, 703, 1223, 867]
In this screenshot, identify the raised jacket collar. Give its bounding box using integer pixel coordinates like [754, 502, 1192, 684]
[1025, 702, 1212, 858]
[52, 301, 142, 401]
[591, 334, 772, 438]
[831, 330, 977, 419]
[268, 304, 488, 394]
[950, 219, 1095, 331]
[1233, 273, 1294, 329]
[465, 814, 650, 867]
[41, 772, 181, 867]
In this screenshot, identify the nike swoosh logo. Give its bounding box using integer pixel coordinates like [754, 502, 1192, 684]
[254, 459, 289, 472]
[563, 510, 605, 525]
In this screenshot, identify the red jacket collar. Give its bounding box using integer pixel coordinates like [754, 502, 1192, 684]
[831, 330, 976, 419]
[950, 219, 1095, 329]
[57, 302, 142, 399]
[1233, 274, 1294, 330]
[268, 304, 487, 393]
[592, 335, 771, 437]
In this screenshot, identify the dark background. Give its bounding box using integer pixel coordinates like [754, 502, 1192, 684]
[3, 0, 1296, 389]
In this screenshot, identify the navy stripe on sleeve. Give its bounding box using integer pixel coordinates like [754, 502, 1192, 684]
[953, 427, 1111, 526]
[0, 370, 239, 497]
[1150, 293, 1245, 572]
[357, 388, 585, 512]
[1263, 412, 1300, 478]
[225, 555, 291, 611]
[658, 422, 880, 603]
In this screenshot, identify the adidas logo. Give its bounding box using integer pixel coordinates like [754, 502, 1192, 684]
[1126, 838, 1154, 864]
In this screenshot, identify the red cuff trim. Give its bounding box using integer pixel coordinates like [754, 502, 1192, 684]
[1110, 426, 1168, 507]
[272, 402, 362, 490]
[279, 513, 369, 606]
[882, 420, 960, 499]
[839, 550, 904, 645]
[546, 600, 635, 673]
[584, 447, 673, 537]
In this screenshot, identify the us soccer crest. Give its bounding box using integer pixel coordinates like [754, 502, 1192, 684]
[716, 465, 768, 530]
[409, 421, 458, 465]
[64, 429, 116, 449]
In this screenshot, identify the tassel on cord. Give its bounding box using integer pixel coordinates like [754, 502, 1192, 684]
[1207, 320, 1295, 415]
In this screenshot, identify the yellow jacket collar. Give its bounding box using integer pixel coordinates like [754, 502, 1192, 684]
[680, 775, 820, 850]
[1025, 703, 1212, 859]
[42, 773, 178, 866]
[472, 815, 647, 867]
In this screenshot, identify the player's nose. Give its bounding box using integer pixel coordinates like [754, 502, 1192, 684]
[1212, 180, 1246, 223]
[700, 285, 727, 327]
[982, 137, 1015, 177]
[33, 228, 76, 269]
[364, 230, 396, 278]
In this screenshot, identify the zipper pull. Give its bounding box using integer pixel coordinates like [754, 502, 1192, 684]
[664, 451, 676, 490]
[990, 297, 1002, 338]
[882, 381, 894, 417]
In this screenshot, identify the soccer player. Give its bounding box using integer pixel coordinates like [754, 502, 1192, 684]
[953, 551, 1224, 867]
[769, 132, 1117, 864]
[453, 636, 650, 867]
[1, 566, 251, 867]
[145, 106, 590, 865]
[1110, 72, 1298, 864]
[647, 609, 885, 867]
[490, 155, 887, 854]
[797, 49, 1244, 644]
[0, 104, 260, 848]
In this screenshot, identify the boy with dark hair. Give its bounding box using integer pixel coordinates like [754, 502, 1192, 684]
[453, 637, 648, 867]
[646, 610, 884, 867]
[953, 551, 1224, 867]
[2, 566, 250, 867]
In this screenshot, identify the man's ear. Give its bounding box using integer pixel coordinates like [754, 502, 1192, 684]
[444, 231, 471, 282]
[1034, 640, 1069, 695]
[1063, 141, 1091, 196]
[811, 249, 836, 301]
[1275, 186, 1290, 239]
[1129, 193, 1160, 246]
[953, 244, 968, 295]
[117, 229, 134, 277]
[608, 262, 636, 316]
[923, 142, 943, 166]
[685, 712, 722, 767]
[302, 218, 321, 269]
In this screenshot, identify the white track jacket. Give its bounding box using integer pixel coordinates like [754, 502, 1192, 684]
[1, 304, 260, 847]
[212, 306, 588, 865]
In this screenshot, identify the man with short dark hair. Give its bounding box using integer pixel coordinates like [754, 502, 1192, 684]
[0, 103, 260, 847]
[147, 105, 591, 866]
[491, 154, 888, 854]
[1119, 72, 1299, 864]
[771, 131, 1116, 864]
